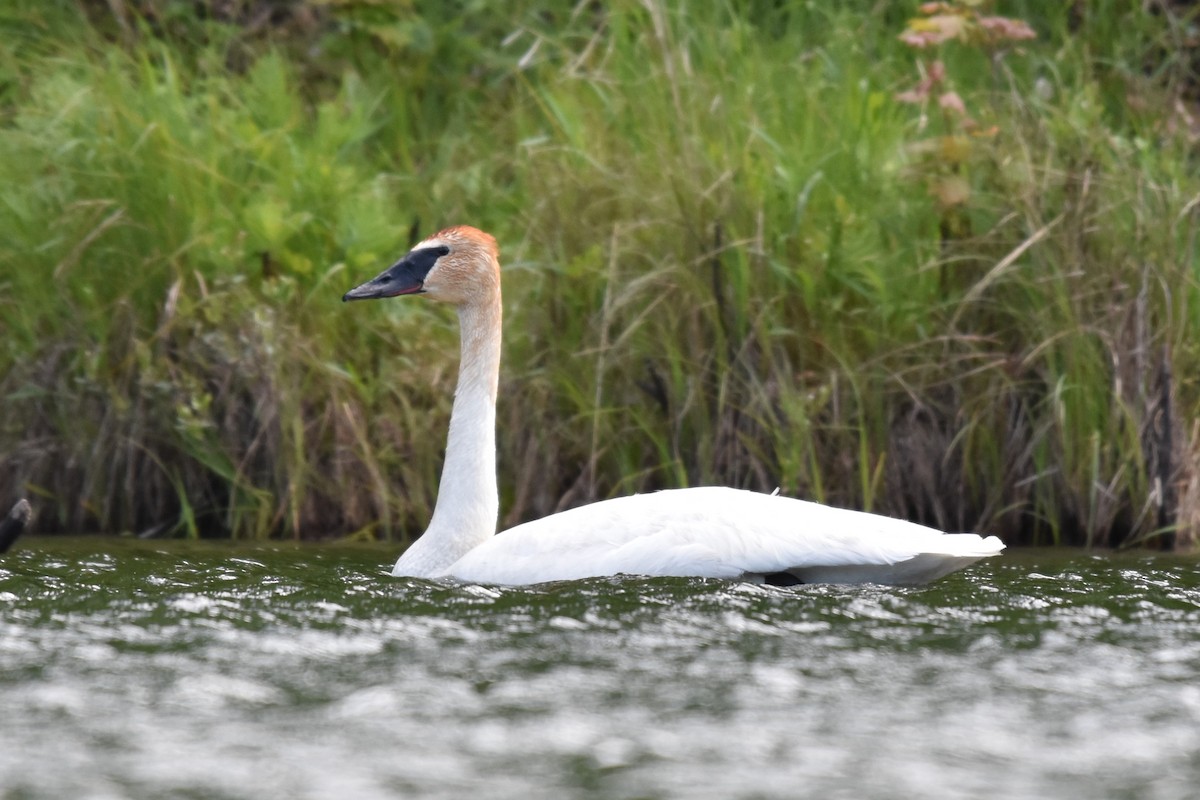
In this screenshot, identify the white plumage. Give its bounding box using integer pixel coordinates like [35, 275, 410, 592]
[438, 487, 1003, 586]
[343, 226, 1004, 587]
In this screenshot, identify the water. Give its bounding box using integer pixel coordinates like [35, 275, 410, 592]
[1, 539, 1197, 800]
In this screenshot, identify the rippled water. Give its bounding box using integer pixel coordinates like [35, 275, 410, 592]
[1, 539, 1198, 800]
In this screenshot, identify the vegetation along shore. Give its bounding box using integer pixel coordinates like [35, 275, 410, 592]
[2, 1, 1199, 549]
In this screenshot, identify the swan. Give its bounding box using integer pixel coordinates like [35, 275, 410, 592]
[343, 226, 1004, 586]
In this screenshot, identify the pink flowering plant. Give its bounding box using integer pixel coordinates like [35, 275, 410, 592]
[895, 2, 1037, 227]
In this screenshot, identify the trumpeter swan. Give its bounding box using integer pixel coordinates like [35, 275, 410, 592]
[343, 226, 1004, 585]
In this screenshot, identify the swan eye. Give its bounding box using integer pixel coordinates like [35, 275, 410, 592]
[402, 244, 451, 279]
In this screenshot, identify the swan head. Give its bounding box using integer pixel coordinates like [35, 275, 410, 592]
[342, 226, 499, 307]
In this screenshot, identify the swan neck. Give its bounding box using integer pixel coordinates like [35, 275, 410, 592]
[453, 297, 502, 405]
[393, 292, 502, 577]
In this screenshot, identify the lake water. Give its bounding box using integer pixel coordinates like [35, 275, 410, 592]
[1, 539, 1197, 799]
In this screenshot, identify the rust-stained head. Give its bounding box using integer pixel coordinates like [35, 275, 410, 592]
[342, 225, 500, 307]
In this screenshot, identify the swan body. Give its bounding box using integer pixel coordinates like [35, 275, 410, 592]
[344, 226, 1004, 586]
[415, 487, 1003, 586]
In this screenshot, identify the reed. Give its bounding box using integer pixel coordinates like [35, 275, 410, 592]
[1, 1, 1197, 548]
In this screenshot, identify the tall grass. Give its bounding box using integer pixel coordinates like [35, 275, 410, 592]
[1, 1, 1197, 548]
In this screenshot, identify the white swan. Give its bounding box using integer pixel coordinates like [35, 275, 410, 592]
[343, 226, 1004, 586]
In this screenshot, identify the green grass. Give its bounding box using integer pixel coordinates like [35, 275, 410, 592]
[1, 0, 1198, 548]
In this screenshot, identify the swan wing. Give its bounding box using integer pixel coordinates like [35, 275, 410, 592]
[438, 487, 1004, 586]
